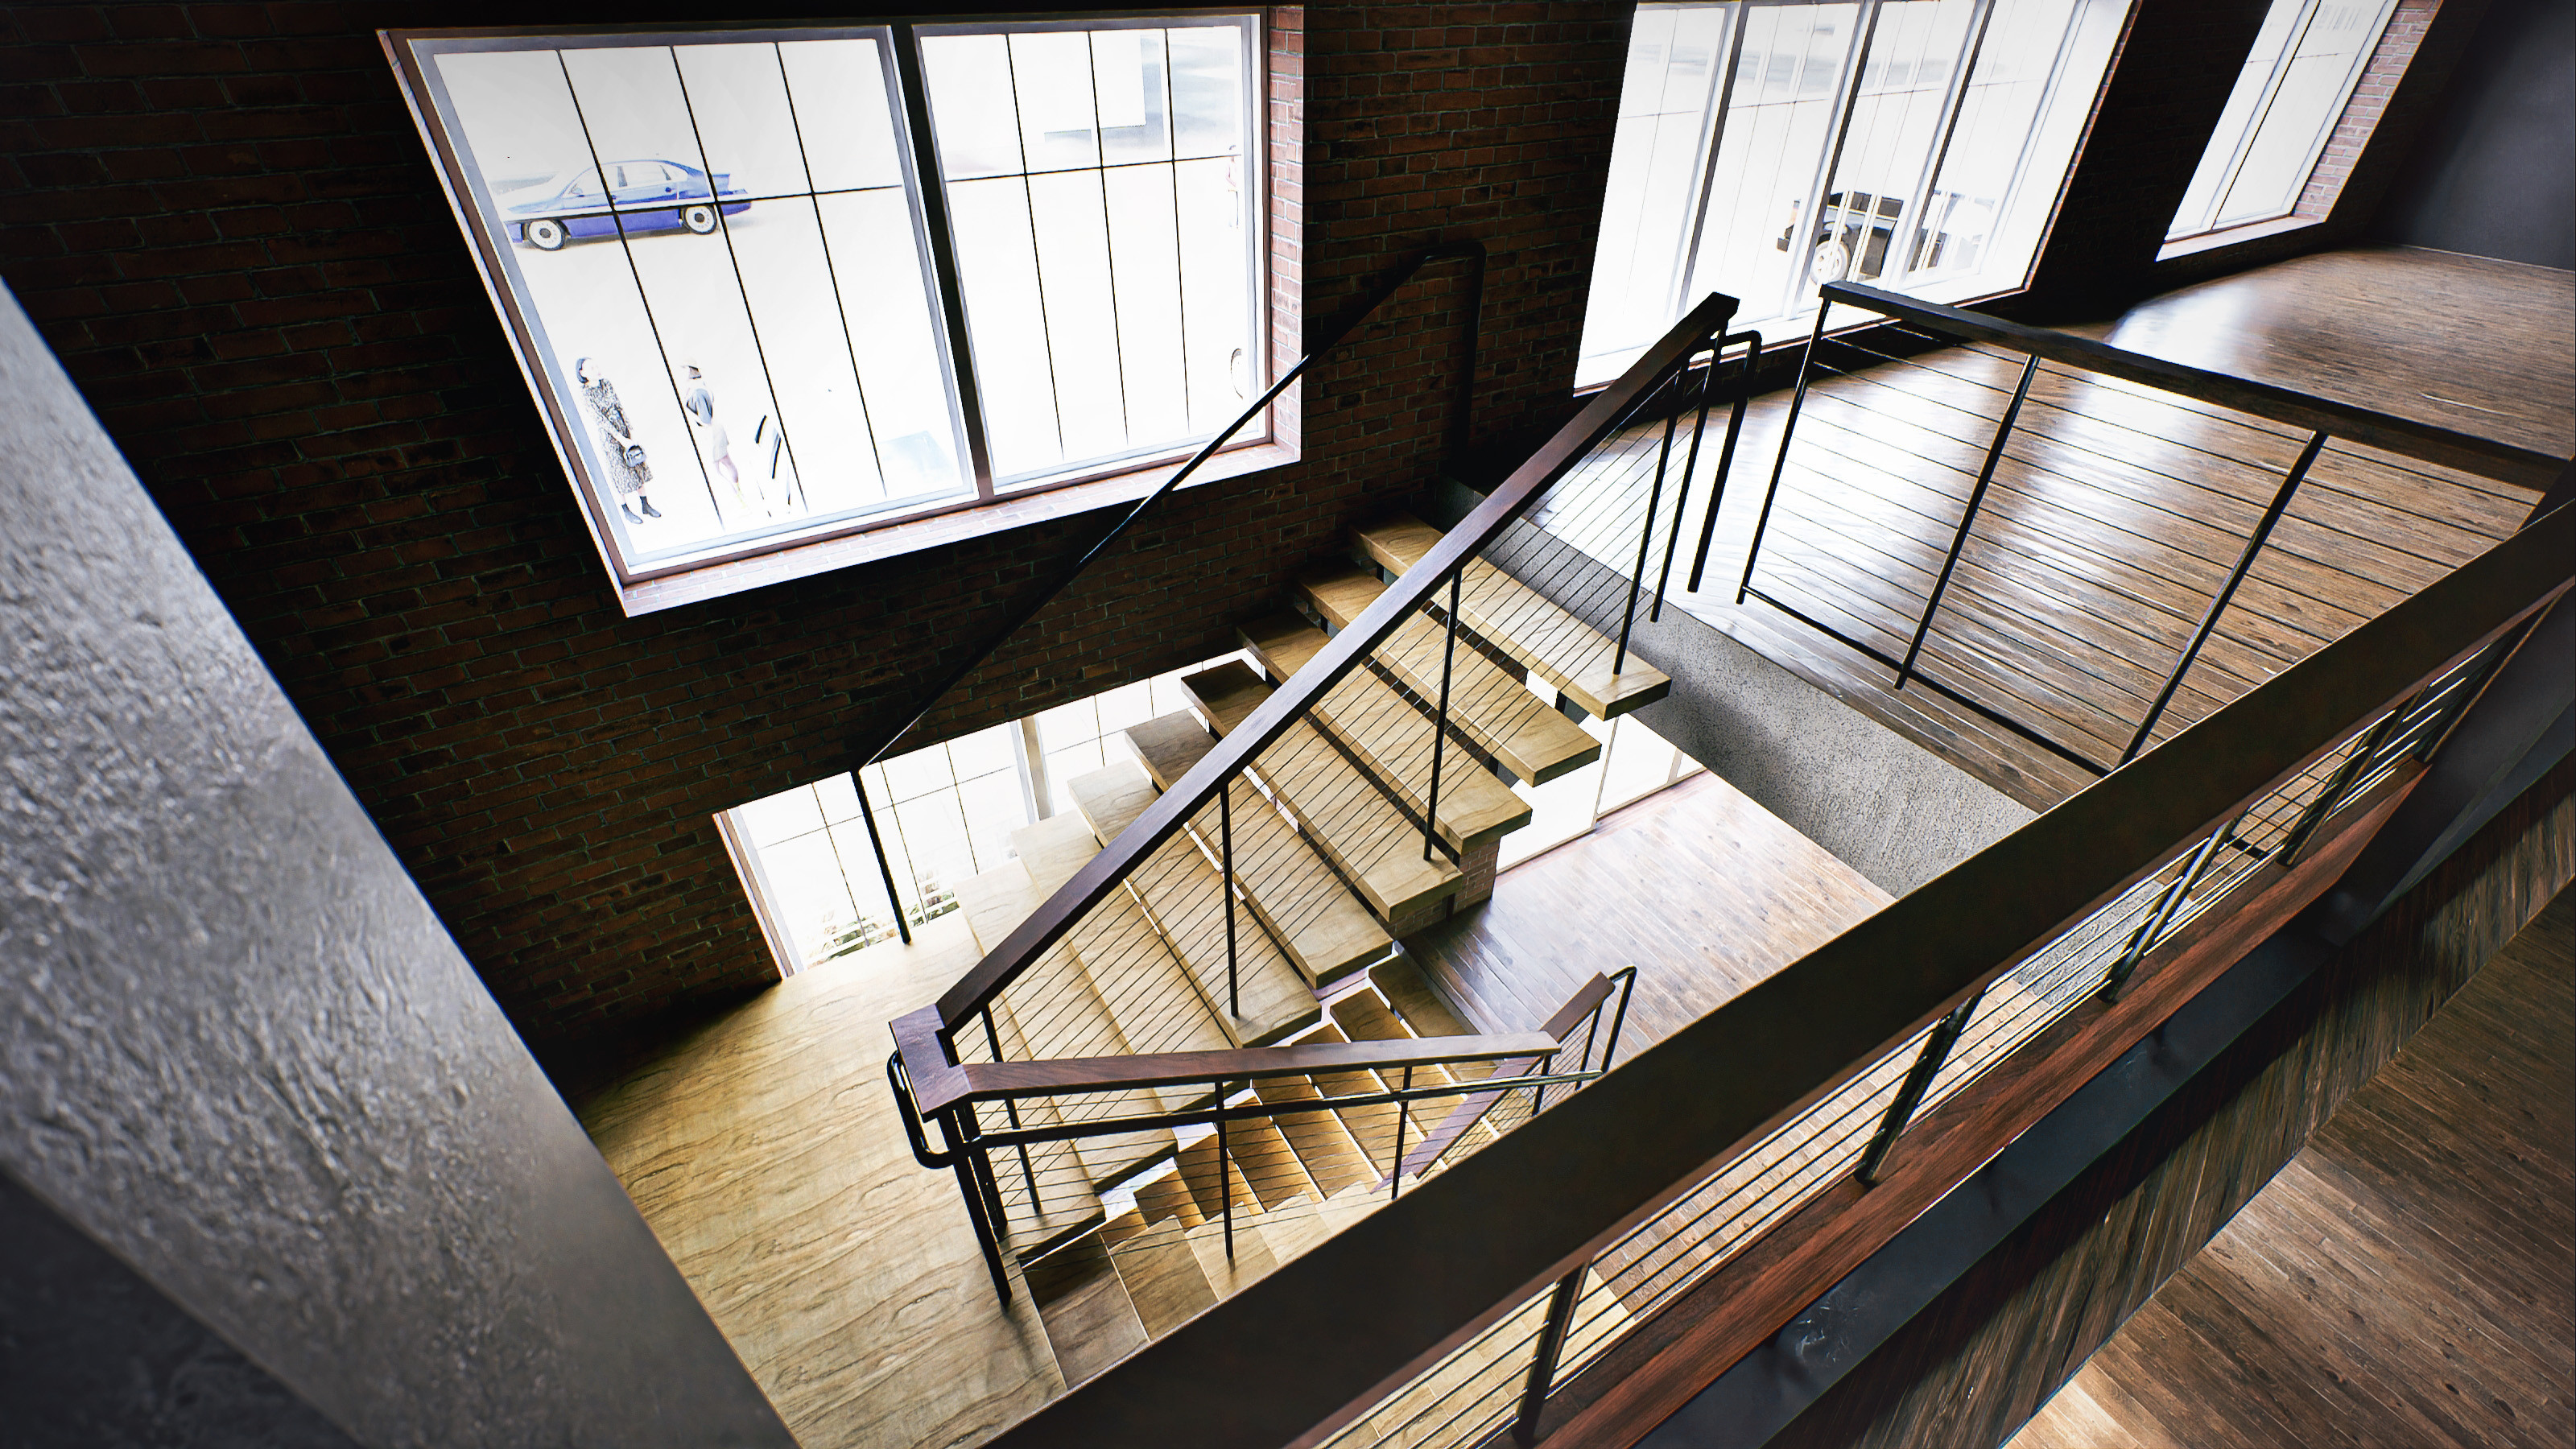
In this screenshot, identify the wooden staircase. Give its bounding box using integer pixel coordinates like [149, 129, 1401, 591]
[910, 511, 1674, 1280]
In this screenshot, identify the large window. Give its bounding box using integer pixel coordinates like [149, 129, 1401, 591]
[2165, 0, 2405, 242]
[1576, 0, 2126, 386]
[387, 18, 1263, 590]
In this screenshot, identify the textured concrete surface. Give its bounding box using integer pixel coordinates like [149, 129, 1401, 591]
[0, 287, 795, 1448]
[1428, 482, 2035, 896]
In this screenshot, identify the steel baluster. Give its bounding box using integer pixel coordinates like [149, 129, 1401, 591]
[1216, 1079, 1233, 1261]
[2278, 710, 2405, 865]
[1615, 371, 1687, 676]
[1391, 1066, 1413, 1201]
[1853, 988, 1985, 1187]
[982, 1008, 1038, 1202]
[1897, 353, 2039, 689]
[1739, 300, 1835, 605]
[2123, 430, 2330, 764]
[2104, 814, 2241, 998]
[1512, 1264, 1591, 1444]
[852, 766, 911, 946]
[1649, 344, 1719, 625]
[1423, 572, 1463, 863]
[1600, 968, 1638, 1071]
[947, 1106, 1010, 1305]
[1686, 332, 1765, 594]
[1220, 785, 1239, 1018]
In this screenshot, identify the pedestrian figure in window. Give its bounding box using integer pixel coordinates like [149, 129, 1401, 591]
[679, 359, 786, 523]
[575, 357, 659, 526]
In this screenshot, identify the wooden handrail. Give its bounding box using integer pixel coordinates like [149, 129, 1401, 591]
[976, 503, 2574, 1449]
[1821, 281, 2568, 489]
[910, 1031, 1566, 1115]
[930, 291, 1744, 1037]
[902, 972, 1620, 1114]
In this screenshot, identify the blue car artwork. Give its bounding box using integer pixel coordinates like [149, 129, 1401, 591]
[500, 159, 751, 250]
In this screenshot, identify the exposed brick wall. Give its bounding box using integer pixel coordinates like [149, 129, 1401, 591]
[2292, 0, 2442, 220]
[0, 1, 1634, 1059]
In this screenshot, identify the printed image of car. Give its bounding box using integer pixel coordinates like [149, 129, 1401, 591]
[1776, 188, 1996, 284]
[498, 159, 751, 250]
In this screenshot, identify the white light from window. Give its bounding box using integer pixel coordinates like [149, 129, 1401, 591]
[2166, 0, 2401, 241]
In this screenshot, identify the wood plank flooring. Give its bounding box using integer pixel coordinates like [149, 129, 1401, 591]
[2007, 889, 2576, 1449]
[1534, 246, 2566, 811]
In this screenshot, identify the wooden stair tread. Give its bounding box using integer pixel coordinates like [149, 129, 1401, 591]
[1132, 1166, 1205, 1228]
[1121, 713, 1391, 988]
[1299, 570, 1601, 786]
[1178, 663, 1462, 923]
[1067, 762, 1321, 1046]
[1238, 613, 1532, 849]
[1226, 1117, 1316, 1211]
[980, 1001, 1108, 1260]
[1174, 1129, 1258, 1220]
[1253, 1075, 1377, 1197]
[1299, 1022, 1410, 1175]
[1356, 513, 1672, 718]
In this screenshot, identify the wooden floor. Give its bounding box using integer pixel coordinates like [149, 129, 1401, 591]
[2007, 888, 2576, 1449]
[576, 767, 1886, 1449]
[1547, 246, 2568, 811]
[1407, 770, 1890, 1049]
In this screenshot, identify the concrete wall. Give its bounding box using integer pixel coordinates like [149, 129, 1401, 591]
[2373, 0, 2576, 270]
[0, 285, 791, 1446]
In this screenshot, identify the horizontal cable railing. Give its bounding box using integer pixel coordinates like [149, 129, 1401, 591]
[976, 495, 2573, 1449]
[890, 294, 1750, 1298]
[1735, 281, 2562, 783]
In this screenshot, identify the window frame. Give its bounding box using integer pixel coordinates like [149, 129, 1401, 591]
[2160, 0, 2408, 250]
[382, 14, 1281, 613]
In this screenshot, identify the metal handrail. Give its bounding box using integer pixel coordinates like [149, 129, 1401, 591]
[923, 291, 1744, 1040]
[853, 241, 1488, 777]
[1818, 281, 2566, 488]
[976, 502, 2574, 1449]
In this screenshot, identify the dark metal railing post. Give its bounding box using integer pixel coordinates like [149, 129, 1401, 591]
[2277, 709, 2405, 865]
[2121, 429, 2330, 765]
[1511, 1264, 1590, 1445]
[1739, 300, 1835, 605]
[1422, 573, 1463, 863]
[1649, 342, 1720, 625]
[1685, 332, 1765, 596]
[1220, 786, 1240, 1018]
[1216, 1078, 1234, 1260]
[2103, 815, 2239, 999]
[946, 1106, 1011, 1305]
[1616, 370, 1689, 675]
[1599, 968, 1637, 1072]
[1896, 353, 2039, 689]
[1390, 1066, 1414, 1201]
[982, 1007, 1039, 1201]
[852, 766, 911, 946]
[1853, 988, 1984, 1187]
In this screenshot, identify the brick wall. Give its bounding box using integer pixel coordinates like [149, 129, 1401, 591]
[0, 2, 1634, 1060]
[2293, 0, 2443, 220]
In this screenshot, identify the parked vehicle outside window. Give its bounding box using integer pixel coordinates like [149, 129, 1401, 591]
[501, 159, 752, 250]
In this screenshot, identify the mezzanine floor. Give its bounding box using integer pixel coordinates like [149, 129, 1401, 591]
[2008, 888, 2574, 1449]
[572, 766, 1885, 1449]
[1555, 246, 2570, 811]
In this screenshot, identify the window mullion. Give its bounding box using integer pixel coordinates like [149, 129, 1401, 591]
[2207, 0, 2325, 232]
[1883, 0, 1996, 291]
[1673, 2, 1753, 322]
[890, 23, 999, 501]
[1777, 0, 1888, 320]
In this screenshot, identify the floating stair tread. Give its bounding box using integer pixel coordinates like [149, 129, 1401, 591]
[1179, 664, 1461, 923]
[1121, 714, 1391, 989]
[1299, 1022, 1410, 1175]
[1238, 613, 1532, 850]
[1005, 815, 1237, 1096]
[1068, 762, 1319, 1046]
[1132, 1166, 1205, 1229]
[1356, 514, 1672, 718]
[1253, 1075, 1377, 1197]
[1299, 571, 1601, 786]
[1067, 758, 1159, 844]
[980, 1002, 1108, 1262]
[1096, 1208, 1219, 1339]
[1328, 990, 1459, 1148]
[1175, 1128, 1259, 1220]
[1227, 1117, 1317, 1211]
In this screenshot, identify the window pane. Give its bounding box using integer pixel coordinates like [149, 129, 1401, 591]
[753, 829, 861, 964]
[737, 781, 828, 847]
[1010, 30, 1104, 172]
[1097, 29, 1172, 163]
[956, 767, 1026, 875]
[779, 39, 906, 192]
[1174, 154, 1253, 433]
[894, 791, 977, 904]
[1800, 0, 1977, 303]
[1578, 5, 1734, 376]
[673, 43, 811, 201]
[944, 175, 1063, 476]
[1028, 168, 1130, 461]
[1104, 164, 1191, 445]
[881, 737, 957, 803]
[407, 29, 974, 583]
[1168, 25, 1246, 159]
[923, 34, 1025, 179]
[1035, 696, 1100, 754]
[2211, 0, 2397, 226]
[948, 722, 1018, 780]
